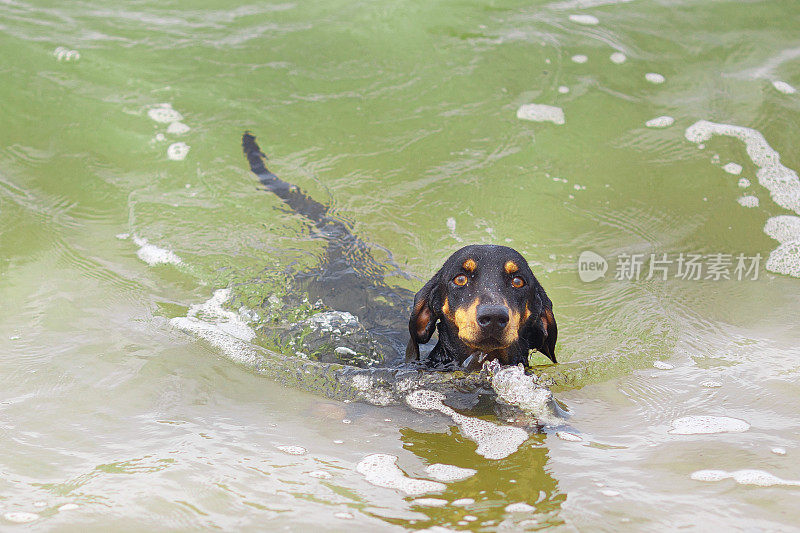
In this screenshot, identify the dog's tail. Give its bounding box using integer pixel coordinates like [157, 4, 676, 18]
[242, 132, 328, 225]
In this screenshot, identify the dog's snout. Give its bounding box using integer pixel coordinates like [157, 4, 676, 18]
[476, 304, 509, 330]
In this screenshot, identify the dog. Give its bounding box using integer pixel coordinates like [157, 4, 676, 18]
[242, 133, 557, 371]
[406, 244, 557, 370]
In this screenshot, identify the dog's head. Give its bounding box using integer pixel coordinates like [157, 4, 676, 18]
[406, 244, 557, 366]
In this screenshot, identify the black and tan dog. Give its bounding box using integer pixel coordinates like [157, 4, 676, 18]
[406, 245, 557, 370]
[242, 133, 557, 370]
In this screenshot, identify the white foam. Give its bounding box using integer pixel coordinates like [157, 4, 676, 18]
[722, 162, 743, 175]
[691, 469, 800, 487]
[171, 289, 261, 368]
[411, 498, 449, 507]
[610, 52, 627, 64]
[425, 463, 477, 482]
[558, 85, 570, 94]
[600, 489, 621, 496]
[772, 447, 787, 456]
[764, 215, 800, 243]
[58, 504, 79, 511]
[490, 365, 556, 422]
[167, 142, 190, 161]
[334, 512, 354, 519]
[684, 120, 800, 277]
[772, 80, 797, 95]
[766, 241, 800, 277]
[356, 454, 446, 495]
[668, 415, 750, 435]
[53, 46, 79, 61]
[132, 235, 182, 266]
[3, 512, 39, 523]
[167, 121, 191, 134]
[571, 54, 588, 64]
[505, 502, 535, 513]
[737, 195, 759, 208]
[569, 14, 599, 25]
[645, 72, 665, 84]
[276, 445, 306, 455]
[155, 133, 166, 142]
[406, 390, 528, 460]
[308, 470, 332, 479]
[516, 103, 565, 125]
[653, 361, 674, 370]
[451, 498, 475, 506]
[147, 103, 183, 124]
[645, 116, 674, 128]
[738, 178, 751, 188]
[700, 380, 722, 388]
[556, 431, 583, 442]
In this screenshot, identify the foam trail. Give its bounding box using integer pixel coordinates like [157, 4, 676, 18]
[356, 454, 446, 495]
[406, 390, 528, 460]
[685, 120, 800, 277]
[668, 415, 749, 435]
[132, 235, 182, 266]
[691, 469, 800, 487]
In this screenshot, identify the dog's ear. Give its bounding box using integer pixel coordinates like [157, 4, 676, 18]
[522, 282, 558, 363]
[405, 271, 442, 362]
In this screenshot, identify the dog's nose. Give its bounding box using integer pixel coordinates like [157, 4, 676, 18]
[476, 305, 509, 330]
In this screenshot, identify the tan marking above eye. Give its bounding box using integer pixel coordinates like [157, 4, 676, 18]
[453, 274, 468, 286]
[511, 276, 525, 288]
[504, 261, 519, 274]
[462, 259, 477, 272]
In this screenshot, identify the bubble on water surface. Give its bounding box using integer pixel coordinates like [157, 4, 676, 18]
[53, 46, 79, 61]
[772, 81, 797, 94]
[668, 415, 750, 435]
[645, 116, 674, 128]
[147, 103, 183, 123]
[571, 54, 588, 64]
[558, 85, 570, 94]
[569, 14, 599, 25]
[764, 216, 800, 243]
[58, 504, 79, 511]
[405, 390, 528, 460]
[425, 463, 477, 482]
[722, 162, 743, 175]
[505, 502, 535, 513]
[356, 454, 446, 495]
[412, 498, 449, 507]
[653, 361, 674, 370]
[610, 52, 627, 64]
[737, 195, 759, 208]
[276, 445, 306, 455]
[308, 470, 332, 479]
[516, 103, 565, 125]
[3, 512, 39, 523]
[766, 241, 800, 278]
[167, 121, 191, 134]
[699, 380, 722, 388]
[645, 72, 665, 84]
[738, 178, 751, 188]
[334, 512, 354, 519]
[600, 489, 621, 496]
[691, 469, 800, 487]
[132, 235, 182, 266]
[451, 498, 475, 506]
[490, 365, 556, 423]
[167, 142, 190, 161]
[772, 447, 787, 455]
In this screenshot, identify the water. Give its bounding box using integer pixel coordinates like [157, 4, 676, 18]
[2, 0, 800, 529]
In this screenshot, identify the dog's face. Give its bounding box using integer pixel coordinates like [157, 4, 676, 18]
[406, 245, 557, 367]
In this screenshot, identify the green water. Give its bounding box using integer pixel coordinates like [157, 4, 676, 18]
[2, 0, 800, 529]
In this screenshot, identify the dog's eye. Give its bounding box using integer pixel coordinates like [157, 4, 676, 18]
[511, 276, 525, 288]
[453, 274, 468, 286]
